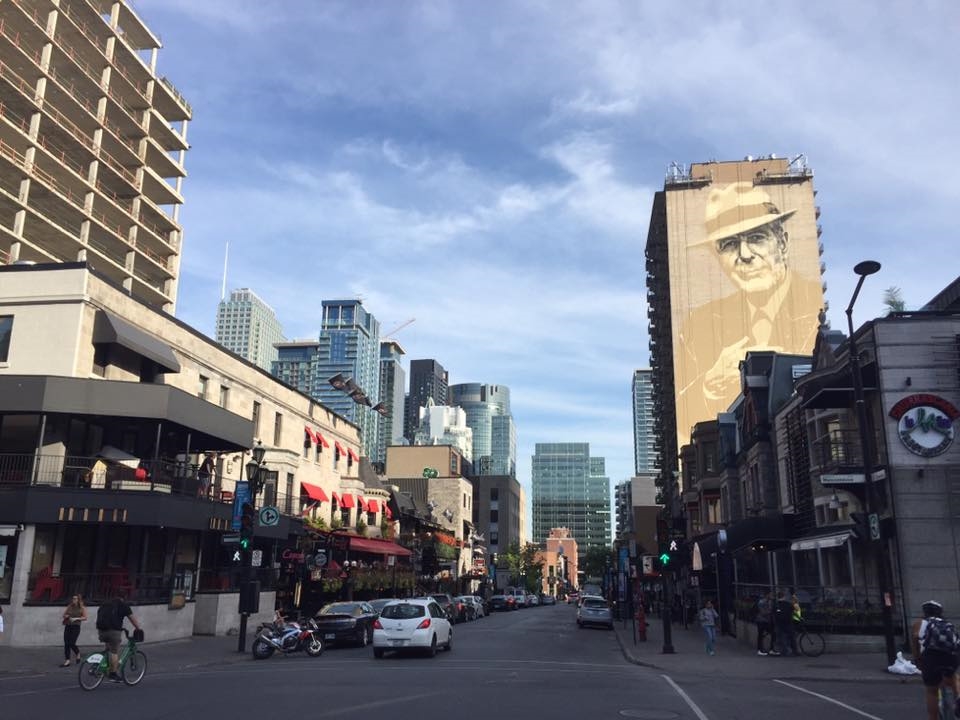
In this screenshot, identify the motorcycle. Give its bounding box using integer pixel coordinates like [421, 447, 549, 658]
[252, 617, 324, 659]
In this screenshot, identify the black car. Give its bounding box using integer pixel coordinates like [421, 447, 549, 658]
[489, 593, 516, 612]
[427, 593, 457, 623]
[313, 601, 379, 647]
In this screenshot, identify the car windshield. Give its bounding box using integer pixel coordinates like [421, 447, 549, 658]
[380, 603, 426, 620]
[319, 602, 363, 616]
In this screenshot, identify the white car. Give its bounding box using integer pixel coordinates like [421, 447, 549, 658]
[372, 598, 453, 658]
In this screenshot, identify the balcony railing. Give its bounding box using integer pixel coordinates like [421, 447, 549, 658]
[811, 430, 885, 470]
[0, 453, 301, 517]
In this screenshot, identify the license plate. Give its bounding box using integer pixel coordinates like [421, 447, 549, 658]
[390, 639, 406, 646]
[324, 633, 336, 640]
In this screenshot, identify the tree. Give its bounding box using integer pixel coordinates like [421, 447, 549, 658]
[882, 286, 906, 315]
[501, 542, 546, 592]
[580, 545, 613, 580]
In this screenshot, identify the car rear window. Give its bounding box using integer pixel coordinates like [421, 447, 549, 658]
[381, 603, 426, 619]
[583, 598, 607, 608]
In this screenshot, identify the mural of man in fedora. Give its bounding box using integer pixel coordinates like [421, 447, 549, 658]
[677, 182, 823, 432]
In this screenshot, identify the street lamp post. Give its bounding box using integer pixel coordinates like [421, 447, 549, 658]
[846, 260, 897, 666]
[237, 441, 267, 653]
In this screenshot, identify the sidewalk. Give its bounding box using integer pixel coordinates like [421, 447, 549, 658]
[611, 613, 919, 684]
[0, 635, 254, 679]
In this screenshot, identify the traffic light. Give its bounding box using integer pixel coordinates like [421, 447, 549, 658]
[239, 502, 255, 550]
[849, 511, 869, 541]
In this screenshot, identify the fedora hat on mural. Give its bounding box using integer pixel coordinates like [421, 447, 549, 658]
[698, 182, 796, 246]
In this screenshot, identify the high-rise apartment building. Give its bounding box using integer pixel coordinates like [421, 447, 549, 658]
[450, 383, 516, 477]
[215, 288, 285, 372]
[472, 475, 524, 558]
[646, 157, 824, 491]
[531, 443, 610, 550]
[632, 369, 657, 475]
[0, 1, 191, 313]
[272, 341, 319, 398]
[375, 340, 406, 468]
[404, 359, 448, 442]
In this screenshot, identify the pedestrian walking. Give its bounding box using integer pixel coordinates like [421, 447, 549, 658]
[699, 599, 720, 655]
[755, 589, 773, 656]
[61, 594, 87, 666]
[773, 589, 794, 656]
[0, 605, 4, 634]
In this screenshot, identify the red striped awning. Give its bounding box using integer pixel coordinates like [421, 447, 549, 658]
[334, 441, 346, 455]
[304, 427, 317, 444]
[367, 499, 379, 513]
[347, 447, 360, 463]
[339, 493, 355, 509]
[300, 482, 328, 502]
[315, 430, 330, 449]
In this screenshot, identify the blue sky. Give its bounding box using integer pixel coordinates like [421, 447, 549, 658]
[139, 0, 959, 500]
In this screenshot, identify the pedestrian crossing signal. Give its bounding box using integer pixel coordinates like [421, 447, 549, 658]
[239, 502, 255, 550]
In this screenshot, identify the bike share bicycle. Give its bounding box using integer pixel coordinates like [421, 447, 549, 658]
[759, 622, 825, 657]
[79, 628, 146, 690]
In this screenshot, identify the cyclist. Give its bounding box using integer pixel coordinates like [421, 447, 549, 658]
[911, 600, 960, 719]
[95, 592, 143, 683]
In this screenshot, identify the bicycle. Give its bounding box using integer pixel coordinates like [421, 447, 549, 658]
[759, 623, 825, 657]
[79, 628, 146, 690]
[938, 682, 960, 720]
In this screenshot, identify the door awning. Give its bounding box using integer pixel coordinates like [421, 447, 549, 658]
[94, 311, 180, 373]
[300, 482, 329, 503]
[347, 447, 360, 463]
[790, 530, 852, 552]
[349, 536, 412, 557]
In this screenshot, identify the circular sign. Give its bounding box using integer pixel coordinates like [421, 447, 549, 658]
[314, 550, 328, 567]
[258, 506, 280, 527]
[889, 394, 959, 458]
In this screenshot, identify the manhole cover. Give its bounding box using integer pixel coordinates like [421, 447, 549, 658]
[619, 711, 680, 719]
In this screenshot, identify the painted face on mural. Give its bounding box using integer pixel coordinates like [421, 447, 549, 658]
[715, 221, 788, 294]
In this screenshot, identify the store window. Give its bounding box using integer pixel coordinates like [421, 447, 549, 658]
[0, 315, 12, 362]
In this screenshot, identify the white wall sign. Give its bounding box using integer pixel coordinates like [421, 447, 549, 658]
[889, 394, 959, 458]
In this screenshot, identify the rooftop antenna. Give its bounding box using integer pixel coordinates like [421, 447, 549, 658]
[220, 242, 229, 301]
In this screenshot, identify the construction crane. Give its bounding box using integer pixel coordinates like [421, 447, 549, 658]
[383, 317, 415, 340]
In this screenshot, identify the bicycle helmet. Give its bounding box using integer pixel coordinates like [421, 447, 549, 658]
[922, 600, 943, 617]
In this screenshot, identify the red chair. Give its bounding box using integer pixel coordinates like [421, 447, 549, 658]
[32, 567, 64, 602]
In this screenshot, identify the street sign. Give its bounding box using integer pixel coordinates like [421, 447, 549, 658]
[821, 473, 866, 485]
[231, 481, 251, 530]
[869, 513, 881, 541]
[258, 506, 280, 527]
[642, 556, 653, 575]
[221, 533, 241, 544]
[251, 550, 263, 568]
[314, 549, 328, 567]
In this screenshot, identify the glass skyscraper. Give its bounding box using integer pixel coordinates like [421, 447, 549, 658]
[376, 340, 406, 468]
[531, 443, 610, 549]
[449, 383, 515, 477]
[632, 369, 658, 475]
[215, 288, 285, 372]
[404, 359, 448, 442]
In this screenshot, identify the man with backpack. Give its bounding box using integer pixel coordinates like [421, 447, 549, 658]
[95, 593, 143, 682]
[911, 600, 960, 719]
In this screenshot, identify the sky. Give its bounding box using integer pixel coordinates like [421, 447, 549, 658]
[137, 0, 959, 505]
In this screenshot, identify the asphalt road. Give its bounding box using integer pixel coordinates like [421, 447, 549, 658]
[0, 604, 916, 719]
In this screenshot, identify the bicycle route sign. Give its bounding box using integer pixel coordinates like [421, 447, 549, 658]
[258, 506, 280, 527]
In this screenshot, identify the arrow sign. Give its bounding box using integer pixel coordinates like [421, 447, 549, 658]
[259, 506, 279, 527]
[659, 553, 670, 564]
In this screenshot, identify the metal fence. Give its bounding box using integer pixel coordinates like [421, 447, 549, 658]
[28, 571, 192, 605]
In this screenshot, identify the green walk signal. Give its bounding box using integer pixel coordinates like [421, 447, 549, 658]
[659, 552, 671, 565]
[240, 536, 251, 550]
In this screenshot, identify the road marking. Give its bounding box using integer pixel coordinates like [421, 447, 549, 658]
[0, 674, 45, 682]
[774, 679, 884, 720]
[661, 674, 710, 720]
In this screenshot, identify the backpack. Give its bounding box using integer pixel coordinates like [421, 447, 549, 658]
[922, 617, 960, 654]
[96, 600, 120, 631]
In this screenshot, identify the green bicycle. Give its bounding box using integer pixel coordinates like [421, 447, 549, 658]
[79, 628, 147, 690]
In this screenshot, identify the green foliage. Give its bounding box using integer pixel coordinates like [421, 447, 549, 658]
[330, 516, 343, 530]
[882, 286, 906, 315]
[580, 545, 614, 580]
[356, 518, 368, 536]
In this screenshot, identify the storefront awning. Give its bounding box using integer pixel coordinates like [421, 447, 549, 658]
[304, 427, 317, 445]
[367, 499, 379, 513]
[339, 493, 355, 509]
[790, 530, 852, 552]
[382, 501, 393, 519]
[300, 482, 328, 503]
[94, 310, 181, 373]
[334, 441, 347, 456]
[349, 536, 412, 557]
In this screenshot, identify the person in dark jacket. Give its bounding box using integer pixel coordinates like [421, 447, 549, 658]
[772, 589, 795, 656]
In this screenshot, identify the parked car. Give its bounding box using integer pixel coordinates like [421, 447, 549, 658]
[455, 595, 481, 620]
[508, 587, 527, 608]
[489, 593, 515, 611]
[369, 598, 401, 615]
[372, 598, 453, 658]
[576, 595, 613, 629]
[313, 601, 379, 647]
[541, 594, 557, 606]
[427, 593, 458, 623]
[526, 594, 539, 606]
[467, 595, 487, 618]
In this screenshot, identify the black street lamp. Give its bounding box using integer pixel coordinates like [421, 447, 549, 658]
[245, 440, 267, 494]
[237, 440, 267, 653]
[846, 260, 896, 666]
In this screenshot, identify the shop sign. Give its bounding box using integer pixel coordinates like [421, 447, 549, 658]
[889, 394, 959, 458]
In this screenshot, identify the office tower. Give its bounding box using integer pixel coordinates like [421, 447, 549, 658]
[273, 341, 319, 398]
[404, 359, 448, 442]
[215, 288, 285, 372]
[646, 157, 824, 481]
[614, 480, 632, 537]
[314, 299, 381, 458]
[531, 443, 611, 550]
[0, 1, 191, 313]
[632, 369, 657, 475]
[376, 340, 406, 467]
[450, 383, 516, 477]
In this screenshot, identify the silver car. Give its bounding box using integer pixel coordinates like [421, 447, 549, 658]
[576, 595, 613, 629]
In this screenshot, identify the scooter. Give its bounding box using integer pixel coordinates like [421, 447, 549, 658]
[252, 617, 324, 659]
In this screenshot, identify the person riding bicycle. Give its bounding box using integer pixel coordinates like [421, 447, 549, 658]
[911, 600, 960, 719]
[95, 592, 143, 683]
